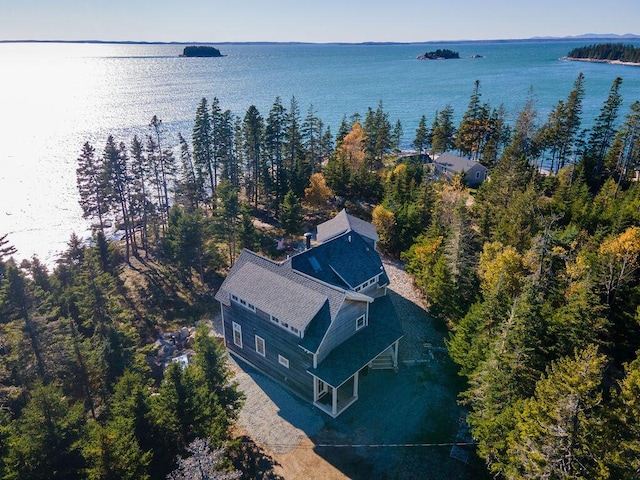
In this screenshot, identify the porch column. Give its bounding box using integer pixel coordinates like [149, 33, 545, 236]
[353, 371, 359, 399]
[313, 376, 318, 402]
[332, 386, 338, 417]
[392, 340, 399, 367]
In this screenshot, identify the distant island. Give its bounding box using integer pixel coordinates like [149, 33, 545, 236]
[417, 48, 459, 60]
[562, 42, 640, 66]
[181, 46, 223, 57]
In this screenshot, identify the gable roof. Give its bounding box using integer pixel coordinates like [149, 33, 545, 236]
[291, 231, 386, 289]
[316, 209, 379, 244]
[434, 152, 487, 174]
[307, 293, 403, 387]
[215, 249, 349, 336]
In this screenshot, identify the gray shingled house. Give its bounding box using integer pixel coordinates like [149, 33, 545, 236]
[215, 210, 403, 417]
[433, 152, 488, 187]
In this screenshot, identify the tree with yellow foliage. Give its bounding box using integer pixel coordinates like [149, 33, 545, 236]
[598, 226, 640, 305]
[303, 173, 333, 209]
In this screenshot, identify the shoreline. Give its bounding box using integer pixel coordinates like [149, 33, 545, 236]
[561, 56, 640, 67]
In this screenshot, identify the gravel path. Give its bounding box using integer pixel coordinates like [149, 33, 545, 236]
[382, 257, 448, 362]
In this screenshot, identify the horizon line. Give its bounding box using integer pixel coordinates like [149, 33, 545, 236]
[2, 33, 640, 46]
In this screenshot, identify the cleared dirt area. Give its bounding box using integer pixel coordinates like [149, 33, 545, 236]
[223, 259, 480, 479]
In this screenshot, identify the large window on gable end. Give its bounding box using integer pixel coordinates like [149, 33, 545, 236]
[255, 335, 265, 357]
[356, 315, 366, 330]
[232, 322, 242, 348]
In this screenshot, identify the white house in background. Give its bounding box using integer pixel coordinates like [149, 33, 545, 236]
[433, 152, 488, 187]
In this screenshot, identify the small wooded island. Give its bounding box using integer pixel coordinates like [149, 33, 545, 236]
[181, 45, 223, 57]
[417, 48, 459, 60]
[563, 42, 640, 66]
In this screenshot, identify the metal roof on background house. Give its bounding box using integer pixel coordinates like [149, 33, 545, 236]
[291, 231, 387, 289]
[434, 152, 487, 174]
[316, 209, 379, 244]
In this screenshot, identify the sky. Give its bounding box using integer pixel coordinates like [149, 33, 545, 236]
[1, 0, 639, 43]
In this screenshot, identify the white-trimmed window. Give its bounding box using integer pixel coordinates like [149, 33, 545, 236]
[255, 335, 265, 357]
[270, 314, 280, 324]
[278, 355, 289, 368]
[232, 322, 242, 348]
[232, 295, 256, 312]
[356, 315, 366, 330]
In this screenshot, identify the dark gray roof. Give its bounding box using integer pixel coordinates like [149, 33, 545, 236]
[316, 209, 379, 244]
[435, 152, 487, 174]
[291, 231, 385, 289]
[298, 301, 331, 353]
[215, 249, 348, 336]
[307, 294, 403, 387]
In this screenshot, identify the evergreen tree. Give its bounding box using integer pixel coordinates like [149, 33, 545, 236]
[430, 105, 456, 154]
[149, 115, 175, 222]
[363, 101, 392, 170]
[76, 142, 110, 234]
[413, 115, 429, 155]
[215, 181, 240, 266]
[242, 105, 264, 209]
[539, 73, 586, 173]
[264, 97, 287, 214]
[238, 203, 258, 251]
[192, 98, 215, 203]
[278, 190, 303, 236]
[216, 110, 237, 187]
[3, 383, 85, 480]
[176, 132, 204, 212]
[163, 206, 208, 281]
[103, 136, 134, 261]
[128, 135, 151, 255]
[584, 77, 623, 185]
[301, 104, 322, 174]
[284, 96, 307, 197]
[506, 345, 608, 480]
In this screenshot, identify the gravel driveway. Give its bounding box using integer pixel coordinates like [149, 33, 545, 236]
[218, 259, 474, 479]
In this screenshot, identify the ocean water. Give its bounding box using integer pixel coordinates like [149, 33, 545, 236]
[1, 40, 640, 264]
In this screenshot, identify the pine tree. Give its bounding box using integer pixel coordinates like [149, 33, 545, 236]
[539, 73, 586, 173]
[3, 383, 85, 480]
[506, 345, 608, 480]
[584, 77, 623, 186]
[284, 96, 307, 197]
[176, 132, 204, 212]
[264, 97, 287, 214]
[128, 135, 151, 255]
[278, 190, 303, 236]
[192, 98, 215, 203]
[76, 142, 110, 234]
[430, 105, 456, 154]
[302, 104, 322, 174]
[103, 136, 134, 261]
[413, 115, 429, 155]
[242, 105, 264, 210]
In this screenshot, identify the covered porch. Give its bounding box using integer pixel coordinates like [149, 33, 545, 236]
[309, 338, 401, 418]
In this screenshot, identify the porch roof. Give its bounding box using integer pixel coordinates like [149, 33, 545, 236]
[307, 295, 403, 387]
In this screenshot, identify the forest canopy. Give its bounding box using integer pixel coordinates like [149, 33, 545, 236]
[566, 42, 640, 64]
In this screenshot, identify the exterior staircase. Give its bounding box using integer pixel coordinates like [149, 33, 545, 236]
[369, 352, 396, 370]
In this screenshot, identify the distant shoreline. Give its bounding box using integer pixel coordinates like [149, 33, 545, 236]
[2, 35, 640, 46]
[561, 56, 640, 67]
